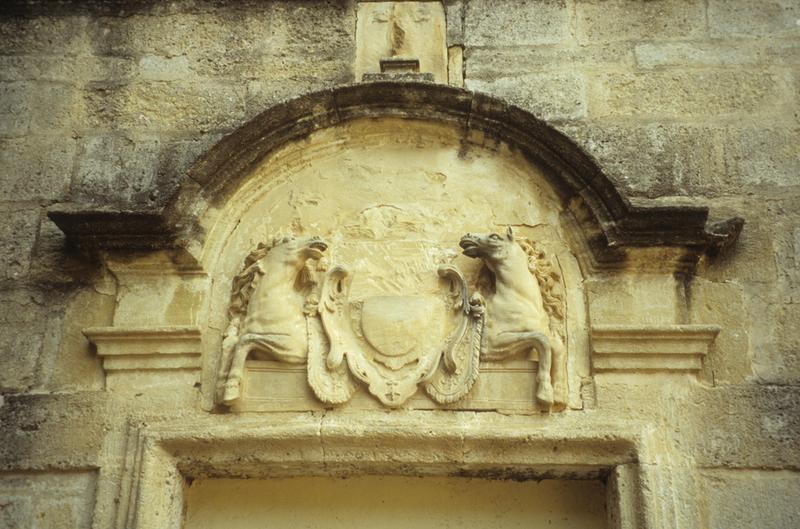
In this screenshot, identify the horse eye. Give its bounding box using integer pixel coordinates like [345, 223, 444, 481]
[489, 234, 500, 240]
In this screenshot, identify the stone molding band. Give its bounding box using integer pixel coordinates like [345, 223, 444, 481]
[46, 82, 742, 268]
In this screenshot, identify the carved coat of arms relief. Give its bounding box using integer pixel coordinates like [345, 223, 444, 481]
[216, 228, 568, 411]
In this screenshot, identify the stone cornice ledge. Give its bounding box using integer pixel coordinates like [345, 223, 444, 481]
[46, 82, 743, 268]
[83, 325, 202, 372]
[591, 324, 720, 373]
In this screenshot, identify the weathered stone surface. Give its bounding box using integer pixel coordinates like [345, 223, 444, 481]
[0, 206, 39, 282]
[724, 127, 800, 188]
[466, 42, 635, 79]
[0, 15, 89, 55]
[701, 469, 800, 529]
[444, 0, 464, 46]
[685, 384, 800, 468]
[85, 81, 246, 132]
[466, 72, 586, 121]
[589, 71, 787, 119]
[72, 132, 220, 208]
[708, 0, 800, 38]
[689, 278, 751, 384]
[635, 41, 800, 69]
[557, 122, 725, 197]
[0, 137, 75, 201]
[0, 82, 32, 136]
[464, 0, 568, 46]
[1, 81, 84, 134]
[0, 471, 96, 529]
[576, 0, 706, 43]
[0, 392, 108, 470]
[0, 54, 134, 83]
[0, 289, 49, 392]
[0, 2, 798, 528]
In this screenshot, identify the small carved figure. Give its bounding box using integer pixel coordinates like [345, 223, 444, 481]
[459, 227, 567, 409]
[217, 235, 328, 405]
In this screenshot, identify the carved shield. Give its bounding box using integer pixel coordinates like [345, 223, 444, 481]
[359, 296, 446, 369]
[309, 264, 483, 407]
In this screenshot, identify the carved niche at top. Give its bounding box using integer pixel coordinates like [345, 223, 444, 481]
[217, 227, 568, 411]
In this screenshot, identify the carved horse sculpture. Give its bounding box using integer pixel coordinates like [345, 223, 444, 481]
[217, 235, 328, 405]
[459, 227, 567, 409]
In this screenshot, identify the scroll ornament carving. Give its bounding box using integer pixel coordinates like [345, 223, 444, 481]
[217, 229, 568, 410]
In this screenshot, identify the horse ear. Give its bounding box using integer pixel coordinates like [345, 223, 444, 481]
[506, 226, 514, 241]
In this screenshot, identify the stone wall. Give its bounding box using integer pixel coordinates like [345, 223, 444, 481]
[0, 1, 798, 528]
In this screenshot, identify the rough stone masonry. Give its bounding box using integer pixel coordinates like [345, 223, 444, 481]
[0, 1, 798, 528]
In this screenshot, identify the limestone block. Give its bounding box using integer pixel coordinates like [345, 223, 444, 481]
[576, 0, 705, 43]
[87, 13, 242, 58]
[108, 256, 209, 327]
[701, 469, 800, 529]
[0, 471, 96, 529]
[444, 0, 464, 46]
[557, 122, 725, 198]
[87, 3, 354, 69]
[708, 0, 800, 38]
[85, 81, 246, 133]
[0, 137, 75, 201]
[700, 212, 778, 283]
[0, 82, 31, 136]
[355, 2, 447, 83]
[589, 71, 787, 119]
[724, 127, 800, 188]
[0, 55, 134, 83]
[747, 299, 800, 385]
[73, 135, 164, 206]
[1, 81, 85, 134]
[138, 55, 191, 82]
[0, 207, 39, 281]
[0, 393, 109, 470]
[464, 0, 568, 46]
[687, 278, 750, 384]
[0, 289, 56, 392]
[684, 384, 800, 469]
[586, 274, 681, 325]
[72, 133, 214, 208]
[633, 41, 800, 69]
[0, 15, 89, 55]
[466, 72, 586, 121]
[466, 42, 634, 79]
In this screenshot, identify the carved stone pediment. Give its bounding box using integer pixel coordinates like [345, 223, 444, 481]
[217, 226, 571, 411]
[61, 84, 741, 416]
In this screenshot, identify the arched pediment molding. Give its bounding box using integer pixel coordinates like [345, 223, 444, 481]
[48, 82, 742, 270]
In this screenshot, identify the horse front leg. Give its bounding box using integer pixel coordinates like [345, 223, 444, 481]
[222, 341, 251, 405]
[550, 334, 568, 410]
[531, 337, 554, 408]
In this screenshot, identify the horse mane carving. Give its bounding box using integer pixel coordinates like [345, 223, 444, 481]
[518, 239, 566, 335]
[475, 238, 566, 335]
[226, 241, 271, 327]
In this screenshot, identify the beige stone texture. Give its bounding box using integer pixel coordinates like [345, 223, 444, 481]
[355, 2, 448, 82]
[184, 476, 607, 529]
[0, 1, 799, 528]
